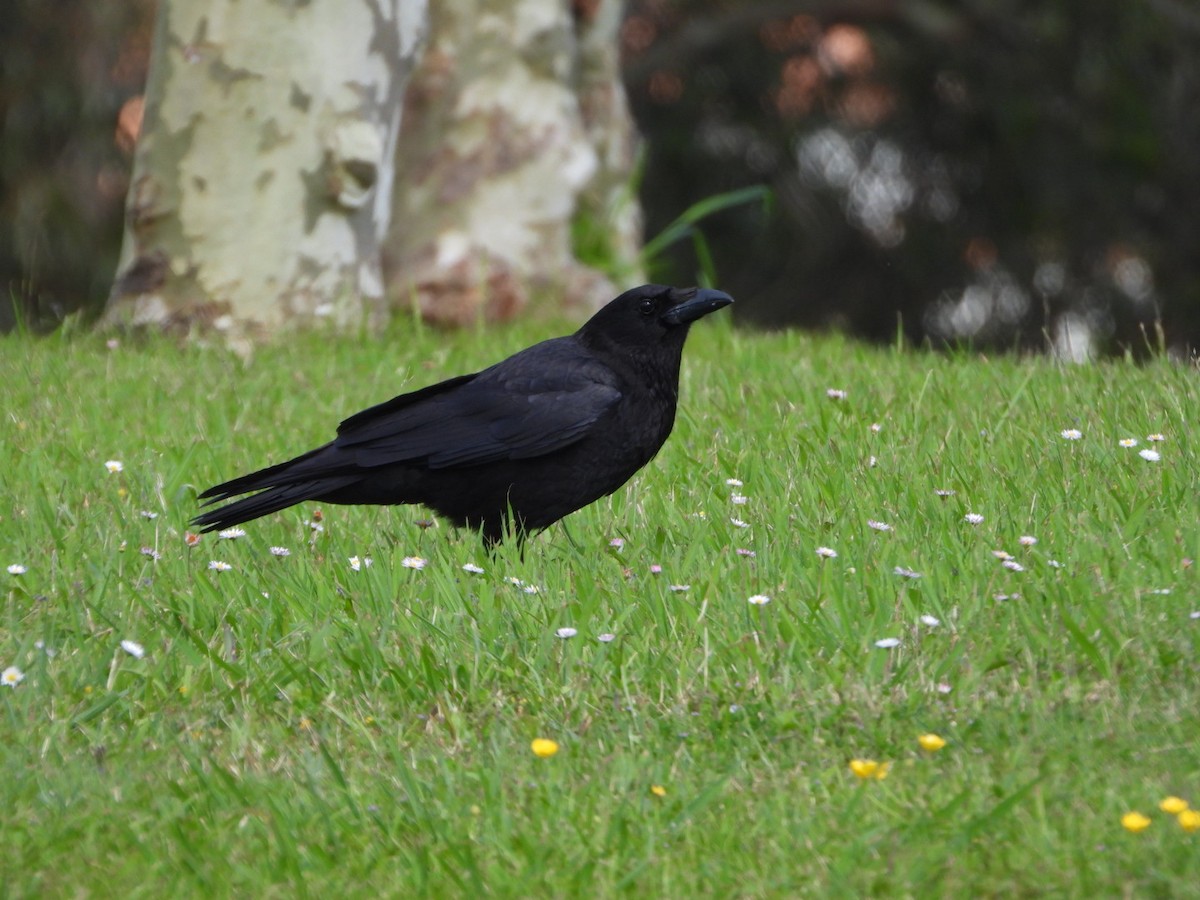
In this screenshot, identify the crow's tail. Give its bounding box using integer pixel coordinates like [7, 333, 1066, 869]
[191, 477, 360, 532]
[193, 442, 361, 532]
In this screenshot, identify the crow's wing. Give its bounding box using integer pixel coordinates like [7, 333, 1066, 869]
[335, 342, 622, 470]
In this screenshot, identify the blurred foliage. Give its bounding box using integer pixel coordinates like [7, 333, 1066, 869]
[6, 0, 1200, 356]
[624, 0, 1200, 356]
[638, 184, 772, 287]
[1, 0, 153, 331]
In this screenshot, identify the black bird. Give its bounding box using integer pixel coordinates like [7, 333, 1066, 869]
[193, 284, 732, 544]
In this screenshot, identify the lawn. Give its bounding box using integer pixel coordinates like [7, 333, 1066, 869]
[2, 316, 1198, 896]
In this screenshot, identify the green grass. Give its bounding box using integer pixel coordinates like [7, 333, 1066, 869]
[2, 318, 1199, 896]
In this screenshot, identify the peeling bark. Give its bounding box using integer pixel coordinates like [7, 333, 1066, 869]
[384, 0, 641, 327]
[105, 0, 427, 347]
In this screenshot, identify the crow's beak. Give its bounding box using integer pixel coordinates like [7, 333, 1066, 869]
[660, 288, 734, 326]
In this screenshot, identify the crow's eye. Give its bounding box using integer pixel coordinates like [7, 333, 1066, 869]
[638, 298, 656, 316]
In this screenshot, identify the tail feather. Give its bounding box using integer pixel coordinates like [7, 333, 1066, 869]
[198, 445, 332, 502]
[191, 477, 359, 532]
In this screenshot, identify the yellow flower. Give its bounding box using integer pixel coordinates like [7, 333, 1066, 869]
[650, 785, 667, 798]
[1121, 811, 1152, 833]
[1178, 810, 1200, 833]
[917, 733, 947, 752]
[849, 759, 890, 780]
[530, 738, 559, 758]
[1160, 796, 1189, 815]
[849, 759, 876, 778]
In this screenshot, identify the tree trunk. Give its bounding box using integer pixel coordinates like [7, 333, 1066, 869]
[384, 0, 641, 327]
[104, 0, 427, 348]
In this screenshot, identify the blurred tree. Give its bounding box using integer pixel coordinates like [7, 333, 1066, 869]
[98, 0, 639, 341]
[383, 0, 640, 326]
[626, 0, 1200, 356]
[102, 0, 427, 349]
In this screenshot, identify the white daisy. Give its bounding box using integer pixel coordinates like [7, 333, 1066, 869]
[105, 459, 124, 473]
[2, 666, 24, 687]
[826, 388, 848, 400]
[874, 637, 901, 649]
[867, 519, 892, 532]
[462, 562, 484, 574]
[7, 564, 27, 575]
[725, 478, 744, 487]
[747, 594, 771, 606]
[269, 546, 291, 557]
[1018, 535, 1037, 546]
[1138, 448, 1160, 462]
[555, 627, 577, 639]
[964, 513, 984, 525]
[400, 556, 425, 570]
[893, 566, 922, 579]
[815, 546, 838, 559]
[920, 615, 941, 627]
[1118, 438, 1138, 448]
[1060, 429, 1083, 440]
[1147, 433, 1165, 442]
[217, 527, 246, 540]
[596, 633, 616, 643]
[207, 560, 232, 572]
[120, 639, 145, 659]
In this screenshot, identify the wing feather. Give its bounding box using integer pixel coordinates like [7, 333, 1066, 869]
[334, 341, 622, 469]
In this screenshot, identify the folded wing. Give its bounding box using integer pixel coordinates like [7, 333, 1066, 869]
[335, 344, 623, 470]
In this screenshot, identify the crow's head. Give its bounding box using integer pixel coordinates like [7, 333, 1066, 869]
[580, 284, 733, 350]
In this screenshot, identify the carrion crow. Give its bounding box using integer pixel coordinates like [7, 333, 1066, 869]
[193, 284, 733, 544]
